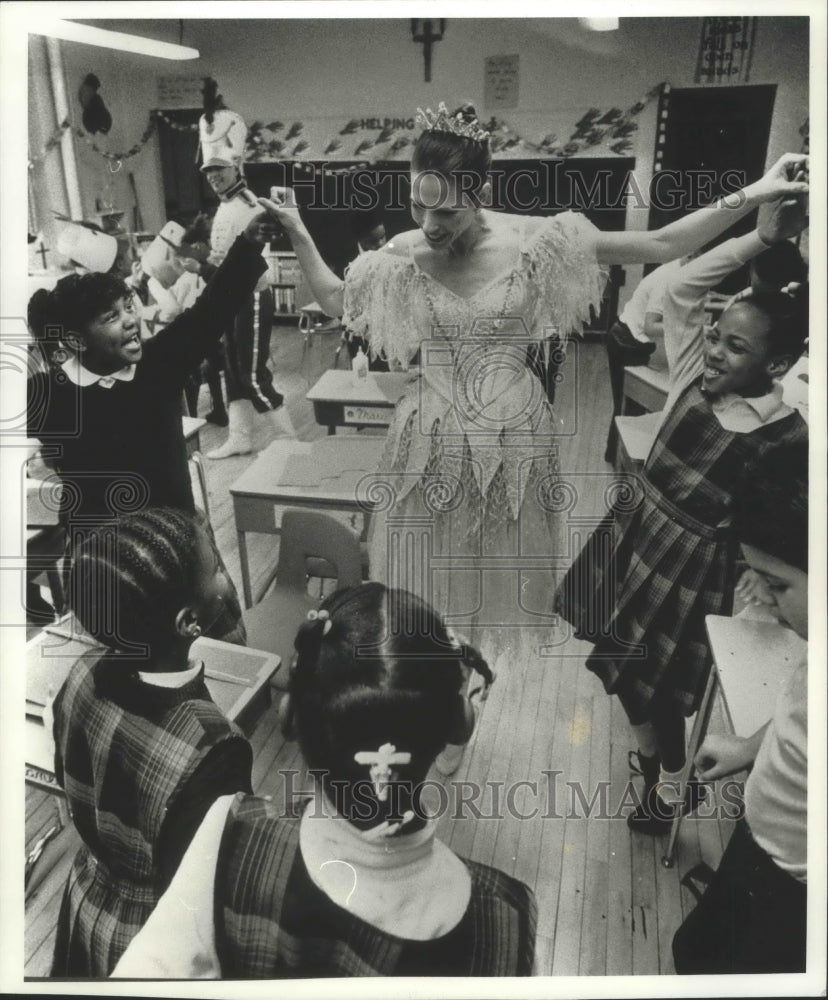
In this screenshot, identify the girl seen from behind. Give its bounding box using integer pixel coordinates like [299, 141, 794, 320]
[51, 507, 253, 976]
[114, 583, 536, 979]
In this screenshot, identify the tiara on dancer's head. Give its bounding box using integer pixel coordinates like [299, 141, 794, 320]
[415, 102, 491, 143]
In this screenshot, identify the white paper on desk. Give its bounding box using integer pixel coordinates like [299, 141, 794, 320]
[279, 437, 381, 486]
[707, 614, 807, 736]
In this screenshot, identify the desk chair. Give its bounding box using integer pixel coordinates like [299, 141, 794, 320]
[27, 524, 67, 623]
[299, 302, 342, 379]
[242, 510, 363, 694]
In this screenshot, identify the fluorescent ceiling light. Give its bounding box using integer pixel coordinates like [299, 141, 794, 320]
[33, 19, 200, 60]
[578, 18, 620, 32]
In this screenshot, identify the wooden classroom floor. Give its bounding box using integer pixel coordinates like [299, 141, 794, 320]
[24, 324, 735, 978]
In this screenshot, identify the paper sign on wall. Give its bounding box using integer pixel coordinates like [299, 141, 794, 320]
[484, 55, 520, 110]
[157, 76, 204, 109]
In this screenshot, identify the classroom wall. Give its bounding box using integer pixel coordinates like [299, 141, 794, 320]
[31, 15, 809, 301]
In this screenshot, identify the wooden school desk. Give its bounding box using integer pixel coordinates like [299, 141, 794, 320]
[25, 623, 281, 812]
[622, 364, 670, 415]
[230, 435, 386, 608]
[306, 370, 410, 434]
[661, 610, 806, 867]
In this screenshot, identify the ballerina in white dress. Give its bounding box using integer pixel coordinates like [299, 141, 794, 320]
[261, 101, 806, 671]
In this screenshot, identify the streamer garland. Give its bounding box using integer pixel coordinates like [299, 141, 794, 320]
[29, 86, 666, 174]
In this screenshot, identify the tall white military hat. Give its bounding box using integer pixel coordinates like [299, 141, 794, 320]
[199, 107, 248, 170]
[55, 223, 119, 273]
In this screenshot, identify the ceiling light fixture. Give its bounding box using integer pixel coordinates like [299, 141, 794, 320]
[33, 19, 200, 60]
[578, 18, 620, 32]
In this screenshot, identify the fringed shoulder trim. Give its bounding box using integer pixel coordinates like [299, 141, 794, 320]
[342, 252, 422, 368]
[522, 212, 608, 343]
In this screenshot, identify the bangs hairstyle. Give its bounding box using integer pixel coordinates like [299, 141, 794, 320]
[68, 507, 202, 655]
[412, 102, 492, 205]
[28, 272, 129, 365]
[733, 439, 808, 572]
[291, 583, 482, 830]
[730, 284, 809, 362]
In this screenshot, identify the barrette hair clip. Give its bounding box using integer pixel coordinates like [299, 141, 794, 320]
[307, 608, 333, 635]
[444, 627, 462, 651]
[354, 742, 411, 802]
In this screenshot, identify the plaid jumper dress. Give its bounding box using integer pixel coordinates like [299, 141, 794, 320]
[554, 378, 807, 721]
[214, 794, 537, 977]
[50, 654, 252, 977]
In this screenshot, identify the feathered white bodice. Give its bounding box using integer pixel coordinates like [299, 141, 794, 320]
[343, 212, 607, 524]
[343, 211, 605, 367]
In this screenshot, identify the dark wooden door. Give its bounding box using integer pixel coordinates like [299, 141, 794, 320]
[156, 108, 212, 225]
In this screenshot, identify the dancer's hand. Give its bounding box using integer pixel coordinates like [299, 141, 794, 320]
[746, 153, 809, 206]
[258, 187, 303, 236]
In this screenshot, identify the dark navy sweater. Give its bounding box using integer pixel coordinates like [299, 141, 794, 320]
[27, 236, 266, 524]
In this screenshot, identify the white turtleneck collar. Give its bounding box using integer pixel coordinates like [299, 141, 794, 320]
[299, 788, 471, 940]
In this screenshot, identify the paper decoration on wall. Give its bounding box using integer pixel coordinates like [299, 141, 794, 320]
[31, 84, 666, 182]
[694, 17, 757, 84]
[158, 75, 206, 110]
[484, 55, 520, 110]
[78, 74, 112, 135]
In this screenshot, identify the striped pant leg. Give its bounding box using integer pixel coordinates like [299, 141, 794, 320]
[223, 291, 282, 413]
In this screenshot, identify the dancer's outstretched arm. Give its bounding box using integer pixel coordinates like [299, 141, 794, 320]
[258, 189, 345, 318]
[595, 153, 808, 265]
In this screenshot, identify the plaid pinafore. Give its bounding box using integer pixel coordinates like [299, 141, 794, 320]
[50, 654, 251, 977]
[214, 794, 537, 977]
[554, 379, 807, 721]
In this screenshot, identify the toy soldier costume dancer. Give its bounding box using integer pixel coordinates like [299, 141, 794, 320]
[198, 79, 293, 459]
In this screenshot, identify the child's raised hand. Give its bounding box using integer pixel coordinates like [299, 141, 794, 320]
[127, 260, 144, 287]
[694, 733, 754, 781]
[242, 211, 285, 246]
[757, 192, 809, 245]
[735, 567, 774, 607]
[751, 153, 809, 204]
[258, 187, 302, 235]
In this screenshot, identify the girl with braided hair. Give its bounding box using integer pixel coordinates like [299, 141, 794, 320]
[50, 507, 253, 977]
[115, 583, 537, 979]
